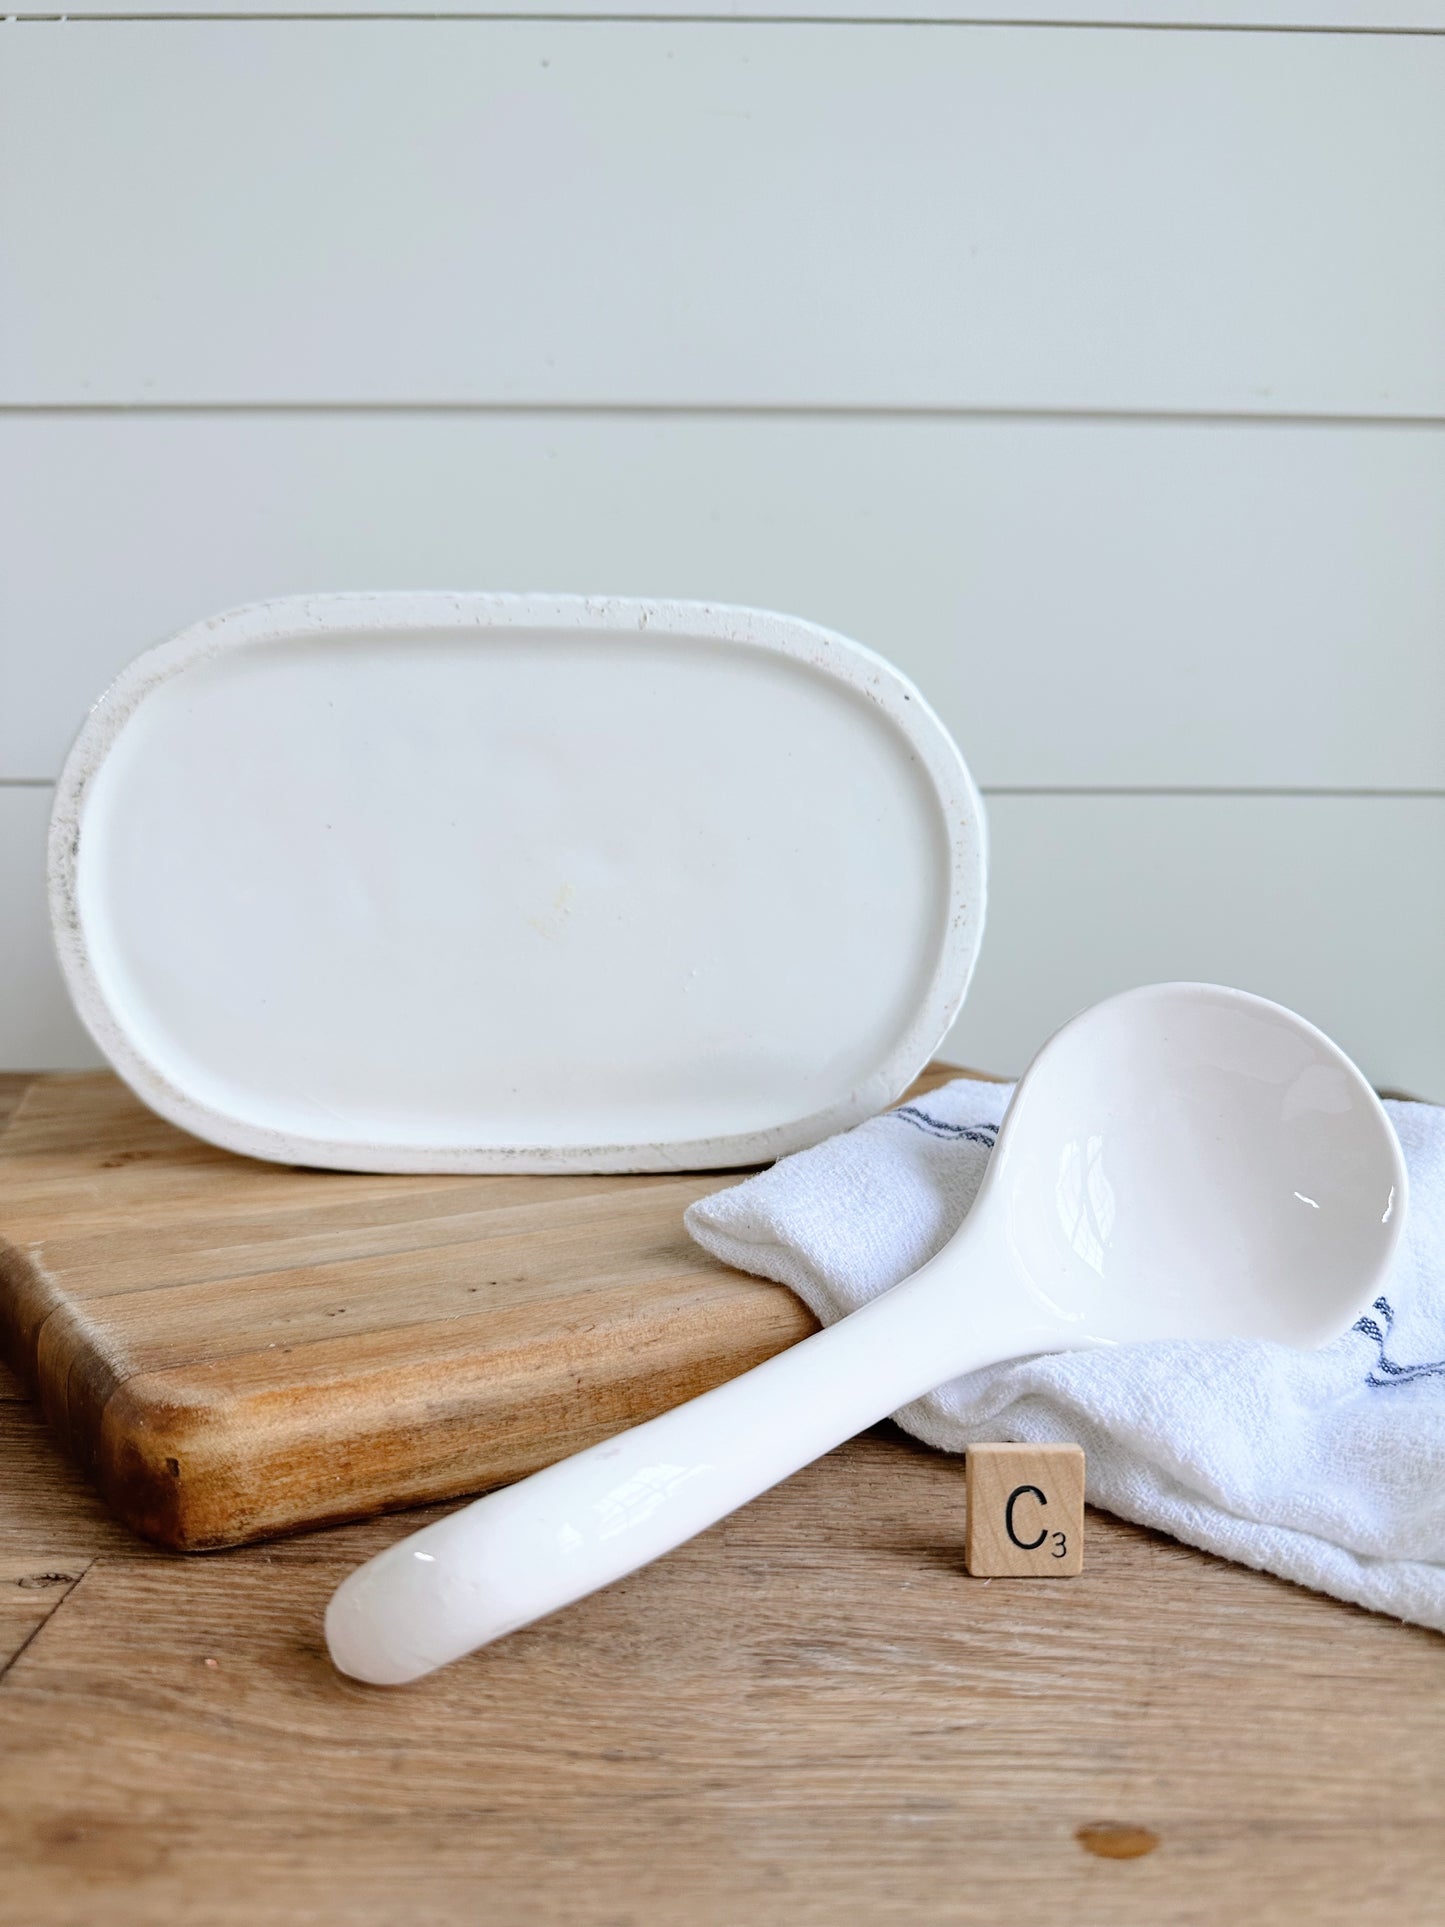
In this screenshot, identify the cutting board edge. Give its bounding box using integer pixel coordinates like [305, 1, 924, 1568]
[0, 1062, 989, 1551]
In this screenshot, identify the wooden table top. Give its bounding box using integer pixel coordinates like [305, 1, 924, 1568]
[2, 1076, 1442, 1925]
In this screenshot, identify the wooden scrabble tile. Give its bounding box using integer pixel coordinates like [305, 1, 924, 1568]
[964, 1443, 1085, 1577]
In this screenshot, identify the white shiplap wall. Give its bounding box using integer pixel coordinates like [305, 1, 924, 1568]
[2, 10, 1442, 1094]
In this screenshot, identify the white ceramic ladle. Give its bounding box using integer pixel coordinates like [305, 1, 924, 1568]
[326, 983, 1407, 1685]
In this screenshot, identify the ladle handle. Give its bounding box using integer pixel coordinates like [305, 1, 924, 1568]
[326, 1246, 1011, 1684]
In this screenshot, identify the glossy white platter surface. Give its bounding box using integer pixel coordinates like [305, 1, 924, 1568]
[50, 594, 986, 1172]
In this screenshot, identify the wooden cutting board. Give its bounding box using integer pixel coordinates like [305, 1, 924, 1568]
[0, 1064, 967, 1552]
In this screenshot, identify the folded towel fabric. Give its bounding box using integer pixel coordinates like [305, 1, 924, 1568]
[685, 1075, 1445, 1632]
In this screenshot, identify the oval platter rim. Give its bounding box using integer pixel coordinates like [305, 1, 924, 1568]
[48, 591, 988, 1173]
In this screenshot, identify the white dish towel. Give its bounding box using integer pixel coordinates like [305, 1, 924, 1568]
[685, 1076, 1445, 1632]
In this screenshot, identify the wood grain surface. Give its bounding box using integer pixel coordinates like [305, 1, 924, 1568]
[2, 1072, 1443, 1922]
[0, 1066, 968, 1551]
[3, 1340, 1443, 1927]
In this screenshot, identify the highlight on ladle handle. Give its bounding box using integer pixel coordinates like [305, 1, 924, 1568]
[325, 1254, 992, 1685]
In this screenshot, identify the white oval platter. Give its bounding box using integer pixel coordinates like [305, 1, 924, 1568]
[49, 594, 986, 1172]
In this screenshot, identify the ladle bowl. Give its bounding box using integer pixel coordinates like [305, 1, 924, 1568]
[327, 983, 1407, 1684]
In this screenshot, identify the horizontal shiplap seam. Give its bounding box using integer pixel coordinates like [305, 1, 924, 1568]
[5, 778, 1443, 797]
[983, 786, 1445, 799]
[6, 14, 1445, 30]
[5, 403, 1445, 429]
